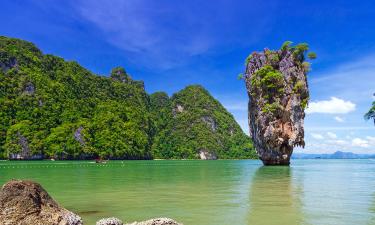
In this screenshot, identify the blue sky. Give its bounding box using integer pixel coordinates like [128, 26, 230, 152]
[1, 0, 374, 153]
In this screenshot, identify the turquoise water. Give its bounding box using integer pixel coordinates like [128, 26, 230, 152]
[0, 159, 374, 225]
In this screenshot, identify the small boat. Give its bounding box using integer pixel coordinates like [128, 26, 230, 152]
[95, 158, 108, 164]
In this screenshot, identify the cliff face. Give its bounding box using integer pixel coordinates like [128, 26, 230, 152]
[244, 42, 314, 165]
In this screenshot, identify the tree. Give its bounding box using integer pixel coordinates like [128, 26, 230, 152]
[365, 97, 375, 125]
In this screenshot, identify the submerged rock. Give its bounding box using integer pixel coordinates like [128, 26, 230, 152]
[125, 218, 182, 225]
[243, 42, 314, 165]
[97, 217, 124, 225]
[0, 180, 82, 225]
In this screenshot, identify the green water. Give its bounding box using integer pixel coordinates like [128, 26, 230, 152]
[1, 160, 374, 225]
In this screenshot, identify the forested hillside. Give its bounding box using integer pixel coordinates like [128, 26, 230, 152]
[0, 36, 255, 160]
[150, 86, 256, 159]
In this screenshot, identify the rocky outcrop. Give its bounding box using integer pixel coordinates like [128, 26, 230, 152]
[0, 180, 82, 225]
[125, 218, 182, 225]
[244, 42, 314, 165]
[199, 149, 217, 160]
[97, 217, 124, 225]
[9, 132, 31, 160]
[0, 180, 182, 225]
[0, 53, 18, 72]
[74, 126, 85, 146]
[24, 82, 35, 95]
[96, 217, 182, 225]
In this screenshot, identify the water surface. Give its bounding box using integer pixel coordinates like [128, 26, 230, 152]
[1, 159, 374, 225]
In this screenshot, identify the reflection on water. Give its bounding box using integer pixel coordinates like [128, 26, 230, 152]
[248, 166, 304, 225]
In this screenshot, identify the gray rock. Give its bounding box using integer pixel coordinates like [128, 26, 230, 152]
[244, 46, 309, 165]
[24, 82, 35, 95]
[201, 116, 217, 132]
[125, 218, 182, 225]
[96, 217, 124, 225]
[74, 126, 85, 145]
[199, 149, 217, 160]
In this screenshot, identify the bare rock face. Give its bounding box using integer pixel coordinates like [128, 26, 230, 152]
[244, 42, 313, 165]
[199, 149, 217, 160]
[74, 126, 85, 146]
[0, 180, 82, 225]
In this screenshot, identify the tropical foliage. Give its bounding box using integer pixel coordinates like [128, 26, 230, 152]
[0, 36, 256, 159]
[365, 99, 375, 125]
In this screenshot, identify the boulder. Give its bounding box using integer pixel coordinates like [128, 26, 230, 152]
[0, 180, 82, 225]
[97, 217, 123, 225]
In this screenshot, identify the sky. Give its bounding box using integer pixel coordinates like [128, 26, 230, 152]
[1, 0, 374, 153]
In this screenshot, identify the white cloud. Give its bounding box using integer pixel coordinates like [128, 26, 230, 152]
[366, 136, 375, 146]
[352, 138, 370, 148]
[311, 133, 324, 140]
[334, 116, 344, 122]
[327, 132, 337, 139]
[306, 97, 356, 114]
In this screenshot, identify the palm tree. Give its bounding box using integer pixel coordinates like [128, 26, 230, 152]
[365, 94, 375, 125]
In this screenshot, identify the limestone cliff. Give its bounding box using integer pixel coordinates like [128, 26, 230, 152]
[243, 42, 315, 165]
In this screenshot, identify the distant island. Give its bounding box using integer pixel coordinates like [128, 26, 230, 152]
[0, 36, 256, 160]
[292, 151, 375, 159]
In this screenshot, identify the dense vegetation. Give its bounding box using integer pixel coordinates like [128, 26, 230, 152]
[0, 36, 256, 160]
[150, 86, 256, 159]
[247, 42, 315, 116]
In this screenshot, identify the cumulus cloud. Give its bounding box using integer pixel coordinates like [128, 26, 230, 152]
[311, 133, 324, 140]
[327, 132, 337, 139]
[306, 97, 356, 114]
[352, 138, 370, 148]
[334, 116, 344, 122]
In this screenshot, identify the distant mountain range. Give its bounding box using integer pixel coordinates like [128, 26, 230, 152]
[292, 151, 375, 159]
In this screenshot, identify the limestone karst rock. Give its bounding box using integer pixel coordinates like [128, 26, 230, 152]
[0, 180, 82, 225]
[243, 42, 314, 165]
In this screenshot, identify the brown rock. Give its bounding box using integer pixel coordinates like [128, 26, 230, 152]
[244, 44, 311, 165]
[0, 180, 82, 225]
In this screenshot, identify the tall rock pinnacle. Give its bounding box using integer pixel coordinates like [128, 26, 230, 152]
[243, 42, 315, 165]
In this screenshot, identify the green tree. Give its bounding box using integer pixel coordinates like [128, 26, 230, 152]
[365, 100, 375, 125]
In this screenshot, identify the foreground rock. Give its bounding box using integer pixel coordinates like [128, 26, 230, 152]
[0, 180, 82, 225]
[97, 217, 182, 225]
[0, 180, 182, 225]
[96, 217, 124, 225]
[125, 218, 182, 225]
[244, 42, 314, 165]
